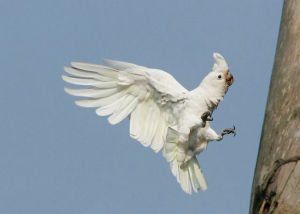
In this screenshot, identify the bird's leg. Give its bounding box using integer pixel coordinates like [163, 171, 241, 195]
[217, 125, 236, 141]
[201, 111, 213, 127]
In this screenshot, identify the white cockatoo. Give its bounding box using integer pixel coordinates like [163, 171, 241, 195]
[62, 53, 235, 194]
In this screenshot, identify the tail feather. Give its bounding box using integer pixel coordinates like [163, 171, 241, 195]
[188, 157, 208, 192]
[163, 128, 208, 194]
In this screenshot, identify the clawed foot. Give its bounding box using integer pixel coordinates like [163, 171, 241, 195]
[201, 111, 213, 127]
[201, 111, 213, 121]
[220, 125, 236, 137]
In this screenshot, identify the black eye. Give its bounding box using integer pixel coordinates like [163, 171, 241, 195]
[217, 75, 222, 79]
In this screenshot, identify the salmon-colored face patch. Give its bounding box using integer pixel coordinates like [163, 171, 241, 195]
[223, 70, 234, 87]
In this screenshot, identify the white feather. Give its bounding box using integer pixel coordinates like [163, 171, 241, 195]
[95, 96, 125, 116]
[103, 58, 143, 70]
[129, 106, 140, 138]
[64, 87, 118, 98]
[150, 120, 165, 152]
[138, 102, 151, 146]
[108, 96, 138, 125]
[62, 75, 118, 88]
[62, 75, 97, 86]
[170, 160, 179, 179]
[188, 158, 200, 192]
[192, 158, 208, 191]
[71, 62, 118, 78]
[179, 167, 192, 194]
[64, 66, 113, 81]
[75, 90, 126, 108]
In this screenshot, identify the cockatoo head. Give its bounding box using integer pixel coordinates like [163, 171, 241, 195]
[199, 53, 234, 107]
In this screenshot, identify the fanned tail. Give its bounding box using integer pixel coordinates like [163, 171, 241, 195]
[163, 128, 208, 194]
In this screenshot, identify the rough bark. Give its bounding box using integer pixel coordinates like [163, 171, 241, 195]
[249, 1, 300, 214]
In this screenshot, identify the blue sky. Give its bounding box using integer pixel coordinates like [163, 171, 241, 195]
[0, 1, 283, 213]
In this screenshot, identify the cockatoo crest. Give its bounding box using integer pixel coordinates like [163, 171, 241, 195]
[212, 52, 229, 73]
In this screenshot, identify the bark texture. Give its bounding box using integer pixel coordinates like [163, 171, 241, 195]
[250, 1, 300, 214]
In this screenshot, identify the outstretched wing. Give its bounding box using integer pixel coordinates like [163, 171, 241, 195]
[62, 59, 188, 152]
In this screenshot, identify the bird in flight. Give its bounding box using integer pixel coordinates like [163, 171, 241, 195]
[62, 53, 235, 194]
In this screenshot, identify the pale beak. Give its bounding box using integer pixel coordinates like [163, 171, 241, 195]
[226, 71, 234, 86]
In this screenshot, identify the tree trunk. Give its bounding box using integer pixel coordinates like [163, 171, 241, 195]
[249, 1, 300, 214]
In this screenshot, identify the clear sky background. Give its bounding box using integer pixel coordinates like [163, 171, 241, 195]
[0, 1, 283, 213]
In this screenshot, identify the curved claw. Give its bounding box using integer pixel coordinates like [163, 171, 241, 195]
[201, 111, 213, 122]
[233, 125, 236, 136]
[221, 126, 236, 137]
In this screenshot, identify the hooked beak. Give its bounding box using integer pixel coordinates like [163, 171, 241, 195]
[225, 70, 234, 86]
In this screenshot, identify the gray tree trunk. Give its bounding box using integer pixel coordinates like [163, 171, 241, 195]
[249, 1, 300, 214]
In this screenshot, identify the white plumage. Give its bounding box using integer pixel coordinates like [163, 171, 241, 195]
[62, 53, 235, 194]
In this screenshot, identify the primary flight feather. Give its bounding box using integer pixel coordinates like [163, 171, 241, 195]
[62, 53, 235, 194]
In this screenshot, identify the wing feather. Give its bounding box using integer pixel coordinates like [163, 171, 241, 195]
[95, 98, 124, 116]
[71, 62, 118, 78]
[108, 95, 138, 125]
[62, 75, 117, 88]
[63, 59, 188, 153]
[64, 66, 113, 81]
[75, 90, 126, 108]
[150, 116, 165, 152]
[64, 87, 118, 98]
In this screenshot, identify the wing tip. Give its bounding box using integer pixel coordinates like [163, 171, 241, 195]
[63, 66, 69, 71]
[107, 117, 118, 125]
[74, 100, 90, 108]
[102, 58, 110, 64]
[64, 87, 71, 94]
[70, 61, 80, 67]
[64, 87, 79, 97]
[61, 75, 68, 82]
[202, 185, 208, 191]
